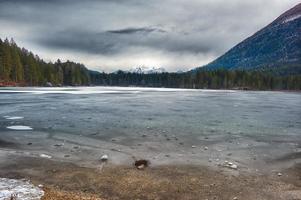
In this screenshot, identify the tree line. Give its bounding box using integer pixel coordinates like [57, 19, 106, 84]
[90, 70, 301, 90]
[0, 38, 90, 86]
[1, 38, 300, 90]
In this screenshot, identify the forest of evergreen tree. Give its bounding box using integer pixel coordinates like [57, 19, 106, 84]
[1, 38, 300, 90]
[0, 38, 90, 86]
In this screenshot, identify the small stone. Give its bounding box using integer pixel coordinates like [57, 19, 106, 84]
[204, 147, 209, 150]
[277, 173, 282, 177]
[40, 154, 52, 159]
[192, 145, 196, 148]
[230, 164, 238, 169]
[38, 184, 44, 188]
[100, 154, 109, 162]
[27, 142, 32, 145]
[137, 164, 145, 170]
[134, 160, 149, 170]
[233, 197, 238, 200]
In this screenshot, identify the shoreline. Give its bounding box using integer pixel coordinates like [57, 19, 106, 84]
[0, 85, 300, 93]
[0, 155, 300, 200]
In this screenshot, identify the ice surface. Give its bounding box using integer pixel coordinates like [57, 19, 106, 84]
[0, 87, 300, 172]
[0, 178, 44, 200]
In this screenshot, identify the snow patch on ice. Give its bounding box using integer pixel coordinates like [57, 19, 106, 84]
[0, 86, 238, 95]
[6, 126, 33, 131]
[0, 178, 44, 200]
[4, 116, 24, 120]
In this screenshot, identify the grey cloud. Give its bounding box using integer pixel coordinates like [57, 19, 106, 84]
[35, 27, 216, 56]
[107, 27, 166, 35]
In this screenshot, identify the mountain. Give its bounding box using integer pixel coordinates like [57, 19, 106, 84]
[204, 3, 301, 74]
[128, 67, 167, 74]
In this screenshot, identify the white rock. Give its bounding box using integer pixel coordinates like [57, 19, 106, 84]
[191, 145, 196, 148]
[204, 147, 209, 150]
[230, 164, 238, 169]
[40, 154, 52, 159]
[100, 154, 109, 161]
[277, 173, 282, 177]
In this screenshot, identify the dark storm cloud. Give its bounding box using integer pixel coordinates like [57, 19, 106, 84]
[107, 27, 166, 35]
[0, 0, 299, 71]
[35, 27, 214, 55]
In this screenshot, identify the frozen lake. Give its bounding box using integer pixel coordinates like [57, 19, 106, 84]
[0, 87, 300, 172]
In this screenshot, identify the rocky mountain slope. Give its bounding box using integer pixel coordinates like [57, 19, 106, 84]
[204, 3, 301, 74]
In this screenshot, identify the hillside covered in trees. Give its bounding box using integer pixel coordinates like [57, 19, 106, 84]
[0, 38, 90, 86]
[0, 38, 300, 90]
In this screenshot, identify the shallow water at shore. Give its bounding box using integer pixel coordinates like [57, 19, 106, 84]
[0, 87, 300, 174]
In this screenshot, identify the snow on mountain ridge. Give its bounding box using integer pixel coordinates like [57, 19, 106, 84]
[282, 14, 301, 23]
[128, 67, 167, 74]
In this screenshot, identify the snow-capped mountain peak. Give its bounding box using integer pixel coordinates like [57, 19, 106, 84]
[129, 67, 167, 74]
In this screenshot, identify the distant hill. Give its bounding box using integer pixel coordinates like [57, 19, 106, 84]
[203, 3, 301, 75]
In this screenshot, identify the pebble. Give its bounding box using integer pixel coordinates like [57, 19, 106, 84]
[192, 145, 196, 148]
[137, 164, 145, 170]
[100, 154, 109, 162]
[224, 161, 238, 170]
[277, 173, 282, 177]
[40, 154, 52, 159]
[204, 146, 209, 150]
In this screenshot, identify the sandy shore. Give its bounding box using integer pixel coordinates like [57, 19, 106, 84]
[0, 154, 300, 200]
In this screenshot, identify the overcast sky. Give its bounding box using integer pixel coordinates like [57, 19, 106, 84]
[0, 0, 299, 72]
